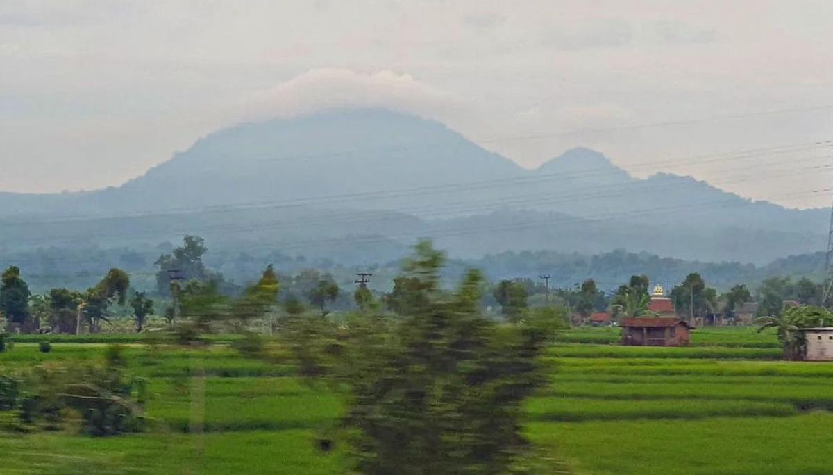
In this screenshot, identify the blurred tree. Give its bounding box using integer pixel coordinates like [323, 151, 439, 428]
[233, 265, 280, 325]
[0, 266, 31, 325]
[332, 241, 551, 474]
[48, 288, 82, 333]
[129, 291, 154, 332]
[81, 268, 130, 333]
[721, 284, 751, 321]
[154, 235, 212, 295]
[576, 279, 598, 320]
[493, 279, 528, 322]
[305, 274, 339, 316]
[795, 278, 822, 306]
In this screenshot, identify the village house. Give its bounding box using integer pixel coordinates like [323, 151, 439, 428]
[621, 317, 692, 347]
[589, 312, 612, 326]
[798, 327, 833, 362]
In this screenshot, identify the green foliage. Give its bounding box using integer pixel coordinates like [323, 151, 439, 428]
[575, 279, 599, 318]
[612, 275, 651, 318]
[0, 332, 7, 353]
[129, 291, 154, 332]
[493, 279, 529, 322]
[353, 285, 373, 311]
[0, 266, 31, 324]
[39, 340, 51, 353]
[154, 235, 212, 295]
[721, 284, 751, 320]
[670, 273, 717, 320]
[232, 265, 280, 324]
[48, 288, 82, 333]
[302, 273, 339, 315]
[15, 354, 146, 436]
[332, 241, 549, 475]
[0, 374, 20, 410]
[757, 305, 832, 359]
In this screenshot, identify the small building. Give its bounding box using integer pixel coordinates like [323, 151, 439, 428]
[589, 312, 612, 326]
[621, 317, 692, 347]
[799, 328, 833, 362]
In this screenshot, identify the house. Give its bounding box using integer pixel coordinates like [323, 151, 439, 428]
[589, 312, 612, 326]
[798, 327, 833, 362]
[647, 285, 677, 317]
[732, 302, 759, 326]
[621, 317, 692, 347]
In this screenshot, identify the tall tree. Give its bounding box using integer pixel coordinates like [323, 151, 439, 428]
[232, 265, 280, 324]
[611, 275, 651, 318]
[670, 273, 717, 321]
[154, 235, 212, 295]
[492, 279, 529, 322]
[48, 288, 82, 333]
[721, 284, 751, 321]
[0, 266, 31, 325]
[576, 279, 599, 320]
[305, 275, 339, 315]
[130, 291, 154, 332]
[81, 268, 130, 333]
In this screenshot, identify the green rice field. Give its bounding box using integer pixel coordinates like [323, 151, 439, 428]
[2, 327, 831, 474]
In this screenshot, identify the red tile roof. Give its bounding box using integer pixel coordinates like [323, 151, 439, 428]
[590, 312, 611, 322]
[622, 317, 688, 328]
[648, 297, 676, 314]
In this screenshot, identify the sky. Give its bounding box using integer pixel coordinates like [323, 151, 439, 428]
[2, 0, 833, 208]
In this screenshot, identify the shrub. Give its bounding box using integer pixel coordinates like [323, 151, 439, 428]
[0, 375, 20, 411]
[39, 341, 51, 353]
[0, 333, 7, 353]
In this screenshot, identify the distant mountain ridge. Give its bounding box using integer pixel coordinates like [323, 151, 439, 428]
[0, 108, 827, 263]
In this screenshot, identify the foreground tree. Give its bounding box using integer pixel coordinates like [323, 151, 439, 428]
[0, 266, 31, 326]
[282, 241, 553, 474]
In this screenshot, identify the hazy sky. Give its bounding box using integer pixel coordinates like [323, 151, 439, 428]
[2, 1, 833, 208]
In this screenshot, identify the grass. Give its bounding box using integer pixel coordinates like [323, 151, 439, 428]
[529, 414, 833, 475]
[1, 326, 831, 474]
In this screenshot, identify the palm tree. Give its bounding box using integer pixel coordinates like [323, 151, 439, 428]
[757, 306, 831, 360]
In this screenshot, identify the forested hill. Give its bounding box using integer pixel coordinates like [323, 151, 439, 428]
[0, 108, 827, 264]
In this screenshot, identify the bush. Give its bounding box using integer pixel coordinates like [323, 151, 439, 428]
[18, 361, 147, 436]
[0, 333, 7, 353]
[0, 375, 20, 411]
[39, 341, 51, 353]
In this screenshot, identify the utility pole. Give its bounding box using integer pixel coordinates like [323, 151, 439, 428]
[354, 272, 373, 311]
[539, 274, 551, 303]
[355, 272, 373, 287]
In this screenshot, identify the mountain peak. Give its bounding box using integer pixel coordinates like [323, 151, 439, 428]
[536, 147, 632, 183]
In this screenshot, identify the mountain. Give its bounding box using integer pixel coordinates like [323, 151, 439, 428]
[0, 108, 827, 264]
